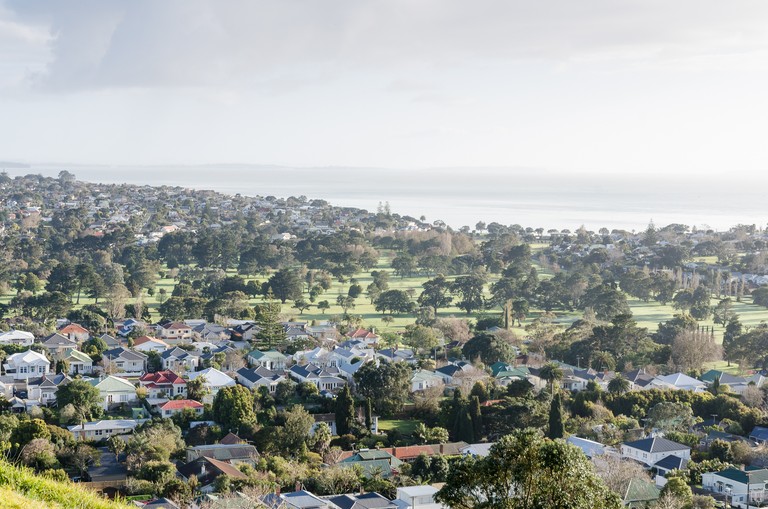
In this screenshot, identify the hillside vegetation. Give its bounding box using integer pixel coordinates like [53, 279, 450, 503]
[0, 461, 131, 509]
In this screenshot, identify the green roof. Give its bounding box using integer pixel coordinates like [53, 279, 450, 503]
[411, 370, 443, 382]
[496, 368, 529, 379]
[66, 350, 92, 364]
[699, 369, 723, 383]
[342, 450, 403, 467]
[248, 349, 286, 360]
[714, 467, 768, 485]
[624, 479, 660, 507]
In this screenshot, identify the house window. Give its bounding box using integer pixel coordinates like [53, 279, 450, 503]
[117, 362, 124, 368]
[643, 453, 647, 459]
[20, 367, 27, 373]
[39, 366, 46, 373]
[95, 429, 103, 436]
[120, 395, 128, 402]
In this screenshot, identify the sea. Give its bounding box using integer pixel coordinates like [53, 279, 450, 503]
[6, 163, 768, 233]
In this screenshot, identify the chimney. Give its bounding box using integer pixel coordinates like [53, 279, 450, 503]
[275, 486, 280, 495]
[295, 481, 301, 492]
[439, 443, 445, 454]
[392, 446, 397, 457]
[200, 462, 206, 475]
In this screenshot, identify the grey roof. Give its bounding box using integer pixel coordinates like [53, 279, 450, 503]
[41, 333, 77, 346]
[104, 346, 147, 362]
[623, 437, 690, 454]
[653, 454, 686, 471]
[328, 493, 397, 509]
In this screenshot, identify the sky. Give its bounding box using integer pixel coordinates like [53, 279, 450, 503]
[2, 1, 768, 176]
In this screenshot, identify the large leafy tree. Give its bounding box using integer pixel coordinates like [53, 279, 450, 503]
[266, 268, 304, 304]
[375, 290, 415, 315]
[451, 275, 486, 314]
[462, 333, 515, 365]
[418, 275, 453, 316]
[56, 379, 103, 425]
[436, 428, 621, 509]
[212, 385, 256, 434]
[354, 361, 411, 417]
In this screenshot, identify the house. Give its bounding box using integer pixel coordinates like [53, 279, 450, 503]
[68, 419, 142, 441]
[161, 347, 200, 371]
[157, 321, 193, 343]
[177, 456, 248, 493]
[27, 373, 71, 405]
[236, 366, 285, 392]
[377, 348, 417, 364]
[623, 369, 656, 390]
[410, 370, 445, 392]
[566, 436, 613, 458]
[394, 485, 447, 509]
[623, 478, 661, 508]
[620, 437, 691, 467]
[142, 498, 180, 509]
[653, 454, 688, 476]
[650, 373, 707, 392]
[278, 490, 336, 509]
[191, 322, 230, 342]
[3, 350, 51, 380]
[289, 363, 346, 392]
[63, 349, 94, 375]
[58, 323, 90, 342]
[329, 346, 374, 369]
[91, 375, 138, 410]
[247, 349, 289, 371]
[340, 449, 402, 477]
[102, 347, 147, 375]
[99, 333, 121, 349]
[187, 367, 236, 403]
[139, 370, 187, 398]
[435, 362, 472, 385]
[699, 369, 759, 395]
[132, 336, 169, 353]
[494, 366, 530, 387]
[348, 327, 379, 345]
[0, 329, 34, 347]
[185, 443, 259, 464]
[39, 333, 78, 357]
[702, 467, 768, 508]
[293, 347, 331, 367]
[328, 493, 398, 509]
[749, 426, 768, 444]
[159, 399, 204, 418]
[460, 443, 495, 457]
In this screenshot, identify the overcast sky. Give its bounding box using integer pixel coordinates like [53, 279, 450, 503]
[2, 1, 768, 175]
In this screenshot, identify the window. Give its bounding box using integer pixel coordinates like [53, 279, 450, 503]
[95, 429, 103, 436]
[20, 366, 27, 373]
[117, 362, 124, 368]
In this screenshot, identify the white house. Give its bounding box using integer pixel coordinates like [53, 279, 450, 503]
[91, 375, 138, 410]
[132, 336, 169, 353]
[394, 486, 447, 509]
[102, 347, 147, 375]
[702, 467, 768, 508]
[410, 370, 445, 392]
[27, 373, 71, 405]
[0, 330, 34, 347]
[161, 347, 200, 372]
[68, 419, 142, 441]
[63, 349, 94, 375]
[650, 373, 707, 392]
[187, 367, 235, 403]
[3, 350, 50, 380]
[620, 437, 691, 467]
[247, 349, 290, 371]
[159, 399, 204, 418]
[157, 322, 193, 343]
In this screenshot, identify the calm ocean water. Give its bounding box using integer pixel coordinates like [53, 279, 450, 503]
[12, 164, 768, 232]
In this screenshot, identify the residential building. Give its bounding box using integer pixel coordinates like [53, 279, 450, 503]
[159, 399, 204, 418]
[27, 373, 71, 405]
[410, 370, 445, 392]
[650, 373, 707, 392]
[394, 486, 447, 509]
[68, 419, 142, 440]
[39, 333, 78, 357]
[58, 323, 91, 342]
[63, 349, 94, 375]
[236, 366, 285, 392]
[328, 493, 398, 509]
[3, 350, 51, 380]
[132, 336, 170, 353]
[289, 363, 346, 392]
[0, 329, 34, 347]
[702, 467, 768, 508]
[247, 349, 290, 371]
[139, 370, 187, 398]
[161, 347, 200, 371]
[187, 367, 236, 403]
[620, 437, 691, 467]
[177, 456, 248, 493]
[91, 375, 138, 410]
[102, 347, 147, 375]
[185, 443, 259, 464]
[157, 321, 193, 343]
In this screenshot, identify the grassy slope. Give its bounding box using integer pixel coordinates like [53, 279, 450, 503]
[0, 461, 131, 509]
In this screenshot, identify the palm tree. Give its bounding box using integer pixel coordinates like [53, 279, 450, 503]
[539, 363, 563, 397]
[607, 374, 630, 394]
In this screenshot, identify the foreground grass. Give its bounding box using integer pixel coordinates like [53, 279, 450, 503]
[378, 419, 419, 436]
[0, 461, 131, 509]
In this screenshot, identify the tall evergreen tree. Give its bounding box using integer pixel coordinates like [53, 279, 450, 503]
[548, 392, 565, 439]
[469, 395, 483, 441]
[254, 302, 286, 347]
[364, 397, 373, 433]
[335, 385, 356, 436]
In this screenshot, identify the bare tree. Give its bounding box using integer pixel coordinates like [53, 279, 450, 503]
[593, 454, 650, 495]
[671, 330, 722, 371]
[742, 384, 765, 409]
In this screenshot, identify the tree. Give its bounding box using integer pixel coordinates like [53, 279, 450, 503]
[375, 290, 415, 315]
[538, 363, 563, 397]
[469, 395, 483, 440]
[56, 379, 103, 426]
[354, 362, 411, 417]
[418, 275, 453, 316]
[436, 428, 622, 509]
[659, 475, 693, 508]
[451, 275, 486, 314]
[671, 329, 722, 371]
[292, 298, 311, 315]
[267, 268, 304, 303]
[107, 434, 126, 460]
[254, 302, 286, 347]
[607, 374, 630, 394]
[275, 404, 314, 455]
[647, 402, 695, 432]
[548, 392, 565, 439]
[462, 333, 515, 364]
[212, 385, 256, 434]
[335, 385, 356, 436]
[403, 324, 440, 353]
[317, 300, 330, 314]
[512, 299, 529, 326]
[187, 375, 209, 402]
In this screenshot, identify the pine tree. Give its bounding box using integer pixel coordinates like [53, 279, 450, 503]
[254, 302, 286, 347]
[335, 385, 356, 436]
[548, 392, 565, 439]
[455, 409, 474, 443]
[469, 395, 483, 440]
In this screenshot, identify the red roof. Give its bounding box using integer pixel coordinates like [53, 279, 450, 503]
[59, 323, 89, 334]
[133, 335, 163, 346]
[160, 399, 203, 410]
[381, 445, 435, 460]
[141, 370, 186, 385]
[349, 328, 377, 339]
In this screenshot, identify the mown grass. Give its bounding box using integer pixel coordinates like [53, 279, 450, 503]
[0, 461, 131, 509]
[377, 419, 419, 436]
